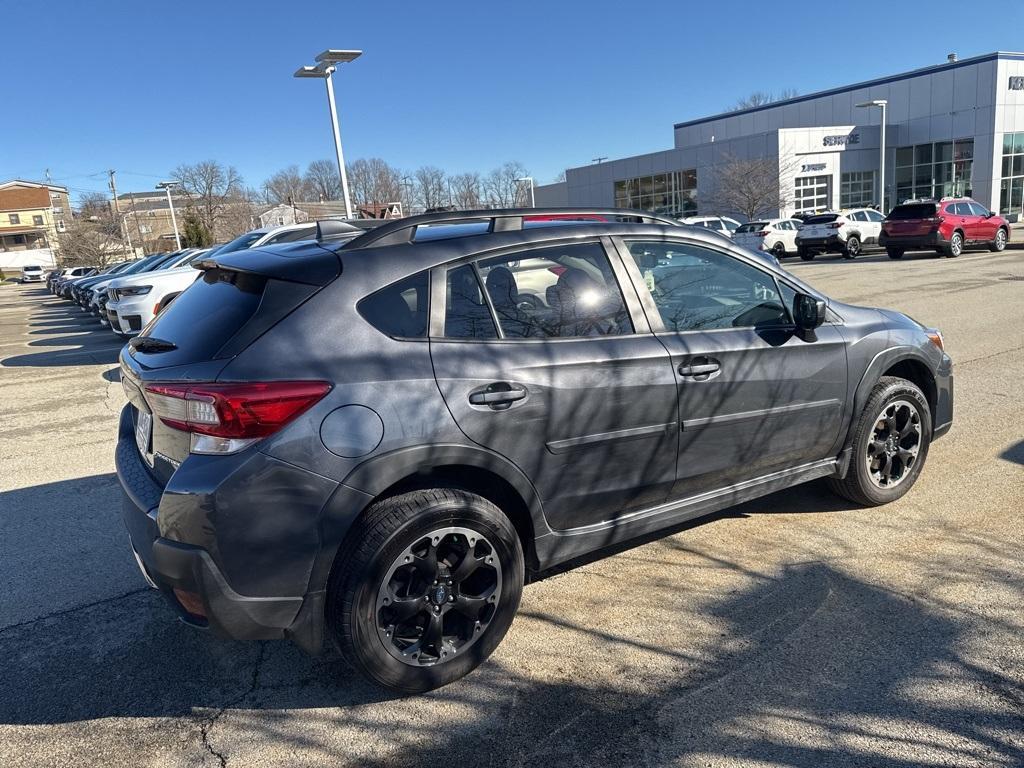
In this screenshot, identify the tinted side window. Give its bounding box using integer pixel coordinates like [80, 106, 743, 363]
[358, 271, 429, 338]
[476, 242, 633, 339]
[968, 202, 989, 216]
[866, 210, 885, 222]
[445, 265, 498, 339]
[626, 241, 788, 332]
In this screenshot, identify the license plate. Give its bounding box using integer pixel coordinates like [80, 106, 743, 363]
[135, 410, 153, 465]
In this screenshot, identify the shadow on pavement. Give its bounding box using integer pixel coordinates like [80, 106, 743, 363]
[2, 522, 1021, 767]
[998, 439, 1024, 466]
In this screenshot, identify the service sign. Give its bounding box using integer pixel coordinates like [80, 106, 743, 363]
[1009, 76, 1024, 91]
[823, 133, 860, 147]
[801, 163, 827, 173]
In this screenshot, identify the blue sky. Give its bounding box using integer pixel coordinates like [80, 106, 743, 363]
[1, 0, 1019, 203]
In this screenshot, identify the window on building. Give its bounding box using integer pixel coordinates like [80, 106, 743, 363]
[32, 215, 44, 226]
[793, 175, 831, 214]
[999, 132, 1024, 217]
[895, 139, 973, 204]
[9, 214, 20, 225]
[840, 171, 875, 209]
[614, 170, 697, 218]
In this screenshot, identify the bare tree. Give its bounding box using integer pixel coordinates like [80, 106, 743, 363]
[304, 159, 340, 201]
[77, 191, 111, 220]
[449, 172, 484, 209]
[414, 166, 450, 211]
[57, 213, 124, 266]
[484, 161, 530, 208]
[262, 165, 310, 205]
[171, 160, 244, 234]
[218, 191, 260, 240]
[730, 89, 799, 111]
[552, 170, 567, 183]
[347, 158, 402, 214]
[703, 155, 791, 221]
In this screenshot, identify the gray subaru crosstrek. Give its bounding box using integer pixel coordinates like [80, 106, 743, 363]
[117, 208, 953, 693]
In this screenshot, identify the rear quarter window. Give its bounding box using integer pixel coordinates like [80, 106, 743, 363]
[357, 271, 430, 338]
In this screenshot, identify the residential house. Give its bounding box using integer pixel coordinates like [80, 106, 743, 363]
[0, 180, 71, 270]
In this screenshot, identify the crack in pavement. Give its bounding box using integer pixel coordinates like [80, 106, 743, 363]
[198, 642, 268, 768]
[0, 587, 150, 635]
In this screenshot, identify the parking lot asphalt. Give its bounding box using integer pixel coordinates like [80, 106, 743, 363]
[1, 249, 1022, 768]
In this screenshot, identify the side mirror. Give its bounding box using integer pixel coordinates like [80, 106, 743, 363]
[985, 211, 995, 219]
[793, 293, 826, 330]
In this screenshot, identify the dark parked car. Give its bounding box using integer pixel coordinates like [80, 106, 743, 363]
[879, 198, 1009, 258]
[117, 208, 953, 693]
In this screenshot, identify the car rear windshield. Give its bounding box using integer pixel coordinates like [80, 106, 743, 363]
[804, 214, 839, 224]
[131, 267, 266, 368]
[735, 223, 767, 233]
[886, 203, 939, 220]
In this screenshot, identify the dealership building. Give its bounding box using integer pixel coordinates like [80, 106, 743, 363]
[535, 51, 1024, 221]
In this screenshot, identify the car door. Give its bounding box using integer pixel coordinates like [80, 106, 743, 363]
[949, 202, 974, 240]
[968, 202, 997, 241]
[863, 210, 884, 243]
[613, 236, 848, 500]
[428, 238, 680, 532]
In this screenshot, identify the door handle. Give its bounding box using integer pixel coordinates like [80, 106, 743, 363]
[678, 359, 720, 379]
[469, 383, 528, 407]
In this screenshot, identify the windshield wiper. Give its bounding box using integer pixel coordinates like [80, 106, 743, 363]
[128, 336, 178, 353]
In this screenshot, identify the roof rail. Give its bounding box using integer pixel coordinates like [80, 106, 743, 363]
[334, 207, 680, 249]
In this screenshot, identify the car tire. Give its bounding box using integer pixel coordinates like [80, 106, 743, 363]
[886, 249, 904, 260]
[772, 241, 786, 259]
[843, 235, 861, 259]
[828, 376, 932, 507]
[326, 488, 524, 694]
[989, 227, 1007, 252]
[798, 247, 815, 261]
[943, 231, 963, 258]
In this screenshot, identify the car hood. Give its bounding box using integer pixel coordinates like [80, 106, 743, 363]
[108, 265, 199, 289]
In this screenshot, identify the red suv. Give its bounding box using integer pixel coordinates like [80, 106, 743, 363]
[879, 198, 1009, 259]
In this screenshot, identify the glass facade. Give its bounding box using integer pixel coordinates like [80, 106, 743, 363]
[614, 170, 697, 217]
[840, 171, 875, 209]
[999, 132, 1024, 216]
[895, 139, 973, 203]
[793, 175, 831, 214]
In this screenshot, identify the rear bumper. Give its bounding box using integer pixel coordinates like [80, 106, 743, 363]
[114, 404, 342, 649]
[879, 230, 946, 250]
[796, 234, 844, 251]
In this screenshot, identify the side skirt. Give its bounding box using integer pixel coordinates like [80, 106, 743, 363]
[533, 457, 839, 570]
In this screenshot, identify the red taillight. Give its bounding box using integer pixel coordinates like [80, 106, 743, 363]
[756, 230, 770, 237]
[828, 222, 843, 229]
[144, 381, 332, 439]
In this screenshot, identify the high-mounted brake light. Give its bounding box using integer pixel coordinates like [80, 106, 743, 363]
[144, 381, 332, 454]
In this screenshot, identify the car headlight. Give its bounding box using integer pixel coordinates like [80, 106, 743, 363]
[119, 285, 151, 297]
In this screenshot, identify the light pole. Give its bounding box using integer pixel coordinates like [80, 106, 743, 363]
[294, 49, 362, 220]
[855, 99, 887, 211]
[516, 177, 535, 207]
[156, 181, 181, 250]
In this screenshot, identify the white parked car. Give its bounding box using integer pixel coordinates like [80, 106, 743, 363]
[104, 249, 211, 335]
[20, 265, 45, 283]
[734, 218, 803, 258]
[680, 215, 741, 237]
[102, 221, 348, 335]
[794, 208, 885, 260]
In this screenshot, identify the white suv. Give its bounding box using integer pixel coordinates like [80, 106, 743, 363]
[795, 208, 885, 260]
[734, 218, 803, 258]
[105, 249, 212, 335]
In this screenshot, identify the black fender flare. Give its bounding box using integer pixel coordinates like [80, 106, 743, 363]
[839, 345, 936, 455]
[308, 443, 550, 593]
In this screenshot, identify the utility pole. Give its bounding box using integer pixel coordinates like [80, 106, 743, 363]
[108, 170, 120, 215]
